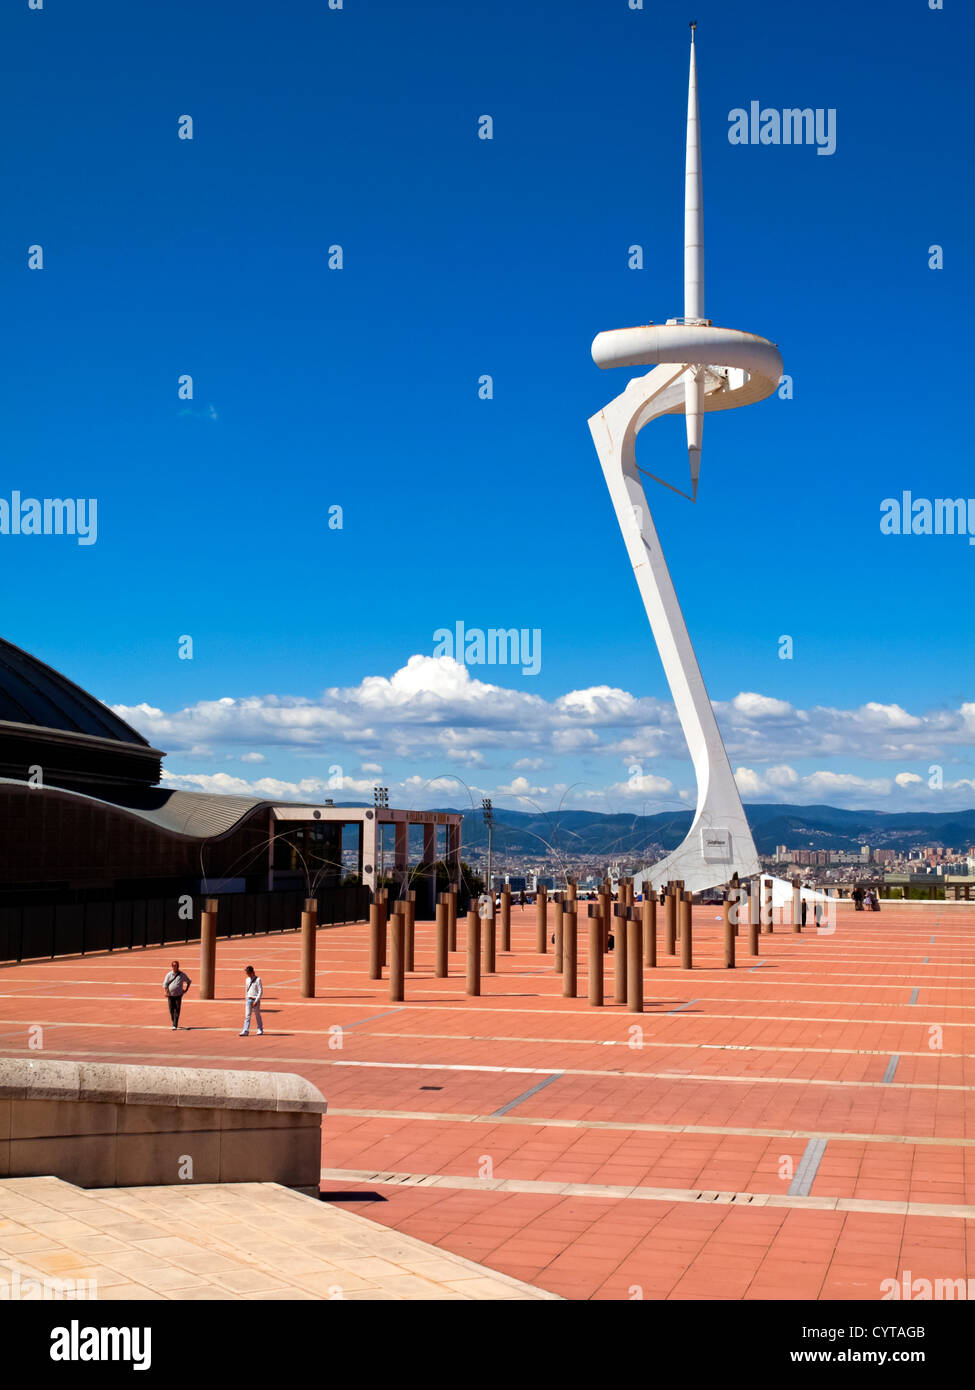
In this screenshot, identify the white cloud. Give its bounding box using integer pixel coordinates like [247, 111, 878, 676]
[803, 770, 893, 798]
[496, 775, 548, 798]
[859, 702, 922, 729]
[552, 728, 600, 751]
[732, 692, 793, 719]
[766, 764, 800, 787]
[111, 654, 975, 812]
[161, 772, 334, 801]
[556, 686, 637, 720]
[736, 765, 892, 802]
[734, 767, 766, 798]
[603, 774, 673, 799]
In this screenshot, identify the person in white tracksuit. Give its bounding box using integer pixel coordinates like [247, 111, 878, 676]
[240, 965, 264, 1036]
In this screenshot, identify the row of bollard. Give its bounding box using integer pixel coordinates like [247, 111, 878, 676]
[199, 894, 322, 1000]
[370, 871, 818, 1008]
[198, 868, 816, 1013]
[371, 884, 496, 1001]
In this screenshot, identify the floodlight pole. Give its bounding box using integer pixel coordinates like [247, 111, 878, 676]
[373, 785, 389, 890]
[482, 798, 494, 899]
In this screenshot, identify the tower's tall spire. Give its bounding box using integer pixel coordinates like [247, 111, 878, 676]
[683, 23, 704, 497]
[684, 21, 704, 322]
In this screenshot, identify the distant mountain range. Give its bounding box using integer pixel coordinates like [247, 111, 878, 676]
[330, 800, 975, 856]
[424, 804, 975, 857]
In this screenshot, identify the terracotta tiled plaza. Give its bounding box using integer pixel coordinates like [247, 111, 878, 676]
[2, 902, 974, 1300]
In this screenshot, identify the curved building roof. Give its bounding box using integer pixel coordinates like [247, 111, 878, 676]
[0, 777, 270, 841]
[0, 636, 150, 746]
[110, 787, 273, 838]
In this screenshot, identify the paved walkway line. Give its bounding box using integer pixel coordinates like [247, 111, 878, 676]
[787, 1138, 828, 1196]
[328, 1105, 975, 1148]
[882, 1055, 900, 1084]
[490, 1072, 564, 1117]
[363, 1030, 952, 1061]
[327, 1059, 975, 1094]
[4, 990, 973, 1023]
[2, 1043, 971, 1095]
[343, 1007, 406, 1030]
[320, 1167, 975, 1221]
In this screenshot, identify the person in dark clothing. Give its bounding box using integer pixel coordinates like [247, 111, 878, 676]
[801, 896, 807, 928]
[163, 960, 191, 1030]
[852, 884, 864, 911]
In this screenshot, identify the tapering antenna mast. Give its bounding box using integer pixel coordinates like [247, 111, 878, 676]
[684, 22, 704, 323]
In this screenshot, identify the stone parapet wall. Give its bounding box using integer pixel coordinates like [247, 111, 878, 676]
[0, 1059, 326, 1193]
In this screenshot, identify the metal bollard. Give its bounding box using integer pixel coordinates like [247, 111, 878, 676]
[482, 896, 495, 974]
[643, 895, 656, 968]
[665, 884, 677, 955]
[748, 879, 760, 956]
[435, 898, 448, 977]
[390, 902, 406, 1002]
[301, 896, 317, 998]
[599, 887, 612, 953]
[405, 891, 416, 971]
[466, 908, 481, 996]
[501, 887, 511, 952]
[447, 886, 457, 953]
[792, 877, 802, 934]
[627, 905, 644, 1013]
[369, 900, 384, 979]
[613, 902, 627, 1004]
[587, 905, 604, 1006]
[536, 884, 548, 953]
[763, 879, 773, 934]
[377, 891, 388, 967]
[554, 894, 564, 972]
[200, 898, 218, 1000]
[562, 905, 578, 998]
[679, 891, 692, 969]
[730, 875, 740, 936]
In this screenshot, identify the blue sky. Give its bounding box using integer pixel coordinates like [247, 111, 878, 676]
[1, 0, 972, 815]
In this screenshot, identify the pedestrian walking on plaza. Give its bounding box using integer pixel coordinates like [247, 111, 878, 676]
[163, 960, 191, 1030]
[240, 965, 264, 1036]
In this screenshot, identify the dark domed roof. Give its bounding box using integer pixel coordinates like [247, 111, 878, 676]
[0, 636, 150, 746]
